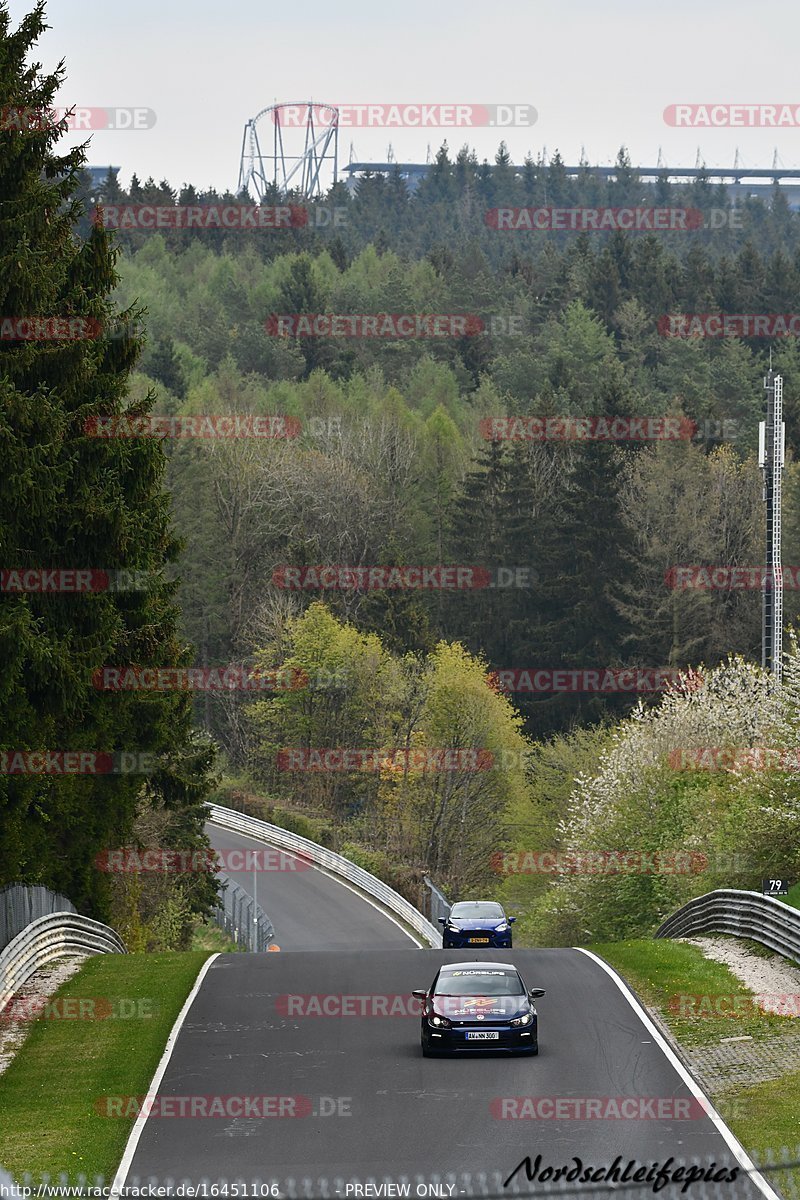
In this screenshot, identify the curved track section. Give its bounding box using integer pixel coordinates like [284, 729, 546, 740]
[206, 822, 415, 950]
[117, 826, 776, 1197]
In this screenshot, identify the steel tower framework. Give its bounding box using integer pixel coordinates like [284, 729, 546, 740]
[759, 369, 785, 680]
[237, 102, 339, 200]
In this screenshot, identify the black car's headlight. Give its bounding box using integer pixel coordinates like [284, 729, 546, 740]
[428, 1014, 452, 1028]
[510, 1010, 534, 1026]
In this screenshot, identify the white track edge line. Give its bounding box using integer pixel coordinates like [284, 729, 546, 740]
[575, 947, 782, 1200]
[111, 951, 221, 1191]
[208, 819, 426, 948]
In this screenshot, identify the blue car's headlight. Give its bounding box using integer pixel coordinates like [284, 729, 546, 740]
[494, 922, 509, 932]
[510, 1010, 533, 1026]
[429, 1014, 451, 1028]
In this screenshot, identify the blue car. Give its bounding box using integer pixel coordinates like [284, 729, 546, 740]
[413, 961, 544, 1055]
[439, 900, 516, 948]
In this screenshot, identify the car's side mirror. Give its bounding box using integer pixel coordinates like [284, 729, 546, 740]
[412, 989, 428, 1000]
[529, 988, 546, 999]
[508, 916, 517, 923]
[437, 916, 447, 924]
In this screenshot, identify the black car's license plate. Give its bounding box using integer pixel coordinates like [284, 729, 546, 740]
[466, 1031, 499, 1040]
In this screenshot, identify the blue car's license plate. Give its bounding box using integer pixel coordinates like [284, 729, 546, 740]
[466, 1031, 499, 1040]
[469, 937, 490, 943]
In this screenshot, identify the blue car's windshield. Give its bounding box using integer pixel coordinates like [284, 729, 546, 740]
[450, 902, 504, 919]
[435, 969, 524, 996]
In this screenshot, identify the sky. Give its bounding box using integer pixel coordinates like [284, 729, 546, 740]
[7, 0, 800, 192]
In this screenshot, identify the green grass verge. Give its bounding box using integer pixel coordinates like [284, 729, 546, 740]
[590, 939, 800, 1192]
[0, 950, 211, 1183]
[722, 1067, 800, 1156]
[590, 938, 797, 1048]
[191, 917, 244, 953]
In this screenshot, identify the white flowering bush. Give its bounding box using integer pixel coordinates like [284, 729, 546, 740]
[534, 652, 800, 944]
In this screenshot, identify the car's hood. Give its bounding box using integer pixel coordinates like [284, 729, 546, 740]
[432, 995, 530, 1020]
[446, 918, 505, 929]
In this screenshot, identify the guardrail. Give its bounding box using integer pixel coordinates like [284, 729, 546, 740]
[206, 804, 442, 947]
[213, 870, 275, 952]
[0, 912, 126, 1010]
[655, 888, 800, 964]
[422, 874, 451, 925]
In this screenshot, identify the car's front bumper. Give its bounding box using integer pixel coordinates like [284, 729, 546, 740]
[422, 1021, 536, 1052]
[441, 932, 512, 949]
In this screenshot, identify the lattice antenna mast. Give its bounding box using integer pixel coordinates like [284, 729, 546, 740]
[759, 369, 785, 681]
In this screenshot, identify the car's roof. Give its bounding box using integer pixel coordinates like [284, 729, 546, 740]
[451, 900, 504, 907]
[440, 960, 519, 971]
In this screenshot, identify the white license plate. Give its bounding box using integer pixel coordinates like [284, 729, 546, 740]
[466, 1031, 499, 1040]
[469, 937, 490, 944]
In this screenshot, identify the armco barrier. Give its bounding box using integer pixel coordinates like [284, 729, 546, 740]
[422, 874, 451, 925]
[206, 803, 442, 947]
[655, 888, 800, 964]
[0, 912, 126, 1011]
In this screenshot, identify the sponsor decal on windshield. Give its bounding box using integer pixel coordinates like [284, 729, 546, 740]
[448, 970, 512, 976]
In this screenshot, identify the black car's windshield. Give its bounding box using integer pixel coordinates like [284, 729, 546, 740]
[449, 902, 504, 919]
[435, 969, 524, 996]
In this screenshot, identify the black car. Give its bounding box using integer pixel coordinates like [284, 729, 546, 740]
[439, 900, 516, 948]
[413, 961, 544, 1055]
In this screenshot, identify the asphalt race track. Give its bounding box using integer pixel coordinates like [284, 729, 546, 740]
[116, 824, 774, 1197]
[205, 822, 416, 950]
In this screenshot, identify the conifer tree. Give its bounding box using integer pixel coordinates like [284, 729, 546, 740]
[0, 2, 215, 915]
